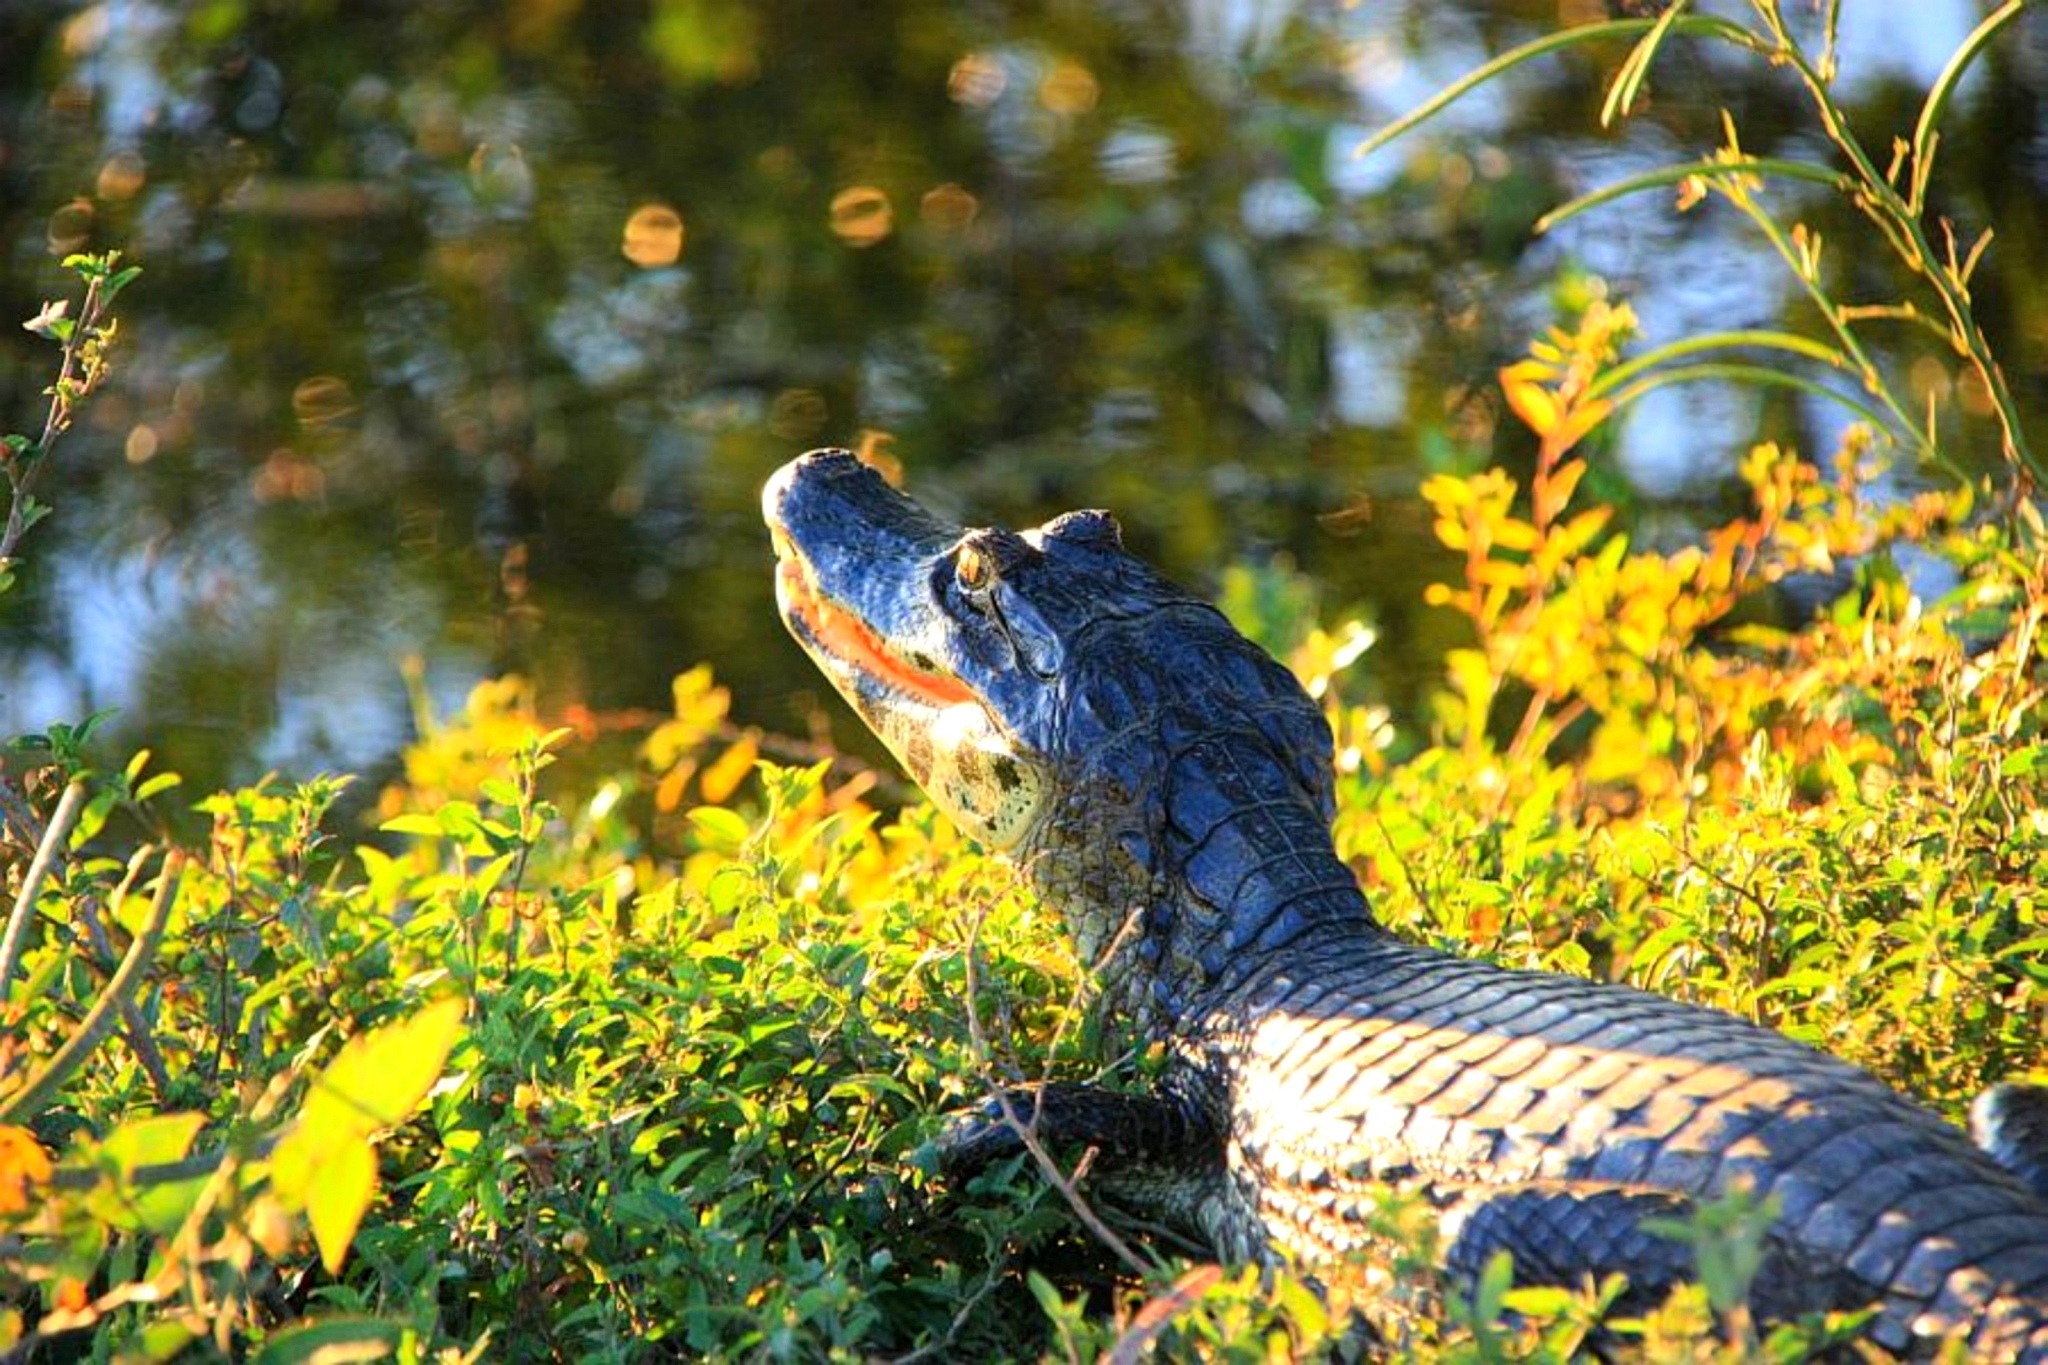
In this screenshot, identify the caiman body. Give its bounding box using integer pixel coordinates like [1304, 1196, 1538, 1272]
[764, 449, 2048, 1360]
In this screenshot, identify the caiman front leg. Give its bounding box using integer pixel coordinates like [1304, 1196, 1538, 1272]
[940, 1077, 1262, 1258]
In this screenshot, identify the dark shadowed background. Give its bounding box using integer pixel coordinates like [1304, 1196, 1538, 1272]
[2, 0, 2043, 802]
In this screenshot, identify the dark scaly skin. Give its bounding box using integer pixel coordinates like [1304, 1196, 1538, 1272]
[764, 448, 2048, 1360]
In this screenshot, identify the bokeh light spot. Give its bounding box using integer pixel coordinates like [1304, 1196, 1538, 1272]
[622, 203, 686, 267]
[292, 375, 360, 427]
[96, 150, 146, 201]
[253, 450, 327, 503]
[1040, 60, 1098, 115]
[769, 388, 829, 440]
[919, 183, 978, 233]
[47, 198, 94, 254]
[829, 186, 893, 248]
[948, 51, 1006, 108]
[124, 425, 159, 465]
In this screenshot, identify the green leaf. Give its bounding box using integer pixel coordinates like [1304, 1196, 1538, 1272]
[688, 805, 753, 854]
[249, 1315, 405, 1365]
[125, 1317, 203, 1361]
[103, 264, 144, 305]
[1500, 1283, 1578, 1319]
[379, 813, 445, 837]
[434, 799, 485, 838]
[479, 777, 521, 808]
[133, 772, 182, 802]
[85, 1113, 208, 1234]
[100, 1111, 205, 1170]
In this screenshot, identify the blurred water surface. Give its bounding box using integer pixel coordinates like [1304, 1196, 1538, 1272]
[2, 0, 2042, 798]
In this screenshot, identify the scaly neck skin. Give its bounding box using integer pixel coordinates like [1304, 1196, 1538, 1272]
[1030, 718, 1382, 1024]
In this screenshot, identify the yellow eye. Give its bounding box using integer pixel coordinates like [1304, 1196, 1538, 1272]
[956, 543, 990, 590]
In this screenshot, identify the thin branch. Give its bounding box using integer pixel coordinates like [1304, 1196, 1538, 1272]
[0, 778, 87, 1007]
[4, 277, 103, 567]
[0, 850, 182, 1123]
[76, 888, 175, 1102]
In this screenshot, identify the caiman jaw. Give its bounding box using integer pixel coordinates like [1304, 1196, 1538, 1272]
[765, 451, 1048, 851]
[770, 539, 975, 713]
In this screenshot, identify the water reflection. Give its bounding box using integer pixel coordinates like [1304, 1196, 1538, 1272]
[0, 0, 2039, 804]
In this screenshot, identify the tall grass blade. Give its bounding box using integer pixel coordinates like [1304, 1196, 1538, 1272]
[1588, 331, 1850, 403]
[1602, 362, 1895, 436]
[1357, 15, 1754, 162]
[1910, 0, 2026, 211]
[1601, 0, 1691, 129]
[1535, 158, 1849, 234]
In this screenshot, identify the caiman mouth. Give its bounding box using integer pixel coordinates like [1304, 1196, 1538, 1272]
[770, 536, 975, 711]
[764, 449, 1049, 853]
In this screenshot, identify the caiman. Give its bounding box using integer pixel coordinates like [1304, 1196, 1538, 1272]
[763, 448, 2048, 1360]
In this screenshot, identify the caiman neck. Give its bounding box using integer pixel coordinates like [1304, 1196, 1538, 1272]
[1037, 725, 1382, 1021]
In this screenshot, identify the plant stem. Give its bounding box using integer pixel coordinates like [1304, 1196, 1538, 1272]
[1752, 0, 2039, 483]
[2, 274, 105, 568]
[0, 850, 182, 1123]
[0, 779, 87, 1009]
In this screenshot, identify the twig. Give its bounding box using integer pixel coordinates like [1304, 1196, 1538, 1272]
[1106, 1264, 1226, 1365]
[75, 888, 174, 1102]
[3, 270, 111, 568]
[0, 849, 181, 1123]
[961, 896, 1151, 1278]
[0, 778, 87, 1007]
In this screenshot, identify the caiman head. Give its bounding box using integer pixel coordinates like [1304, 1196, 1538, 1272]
[765, 449, 1367, 1017]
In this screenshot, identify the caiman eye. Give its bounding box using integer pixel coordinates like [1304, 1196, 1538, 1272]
[956, 543, 992, 592]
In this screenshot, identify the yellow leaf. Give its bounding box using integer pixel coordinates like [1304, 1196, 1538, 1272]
[1546, 458, 1589, 510]
[1418, 473, 1472, 511]
[700, 732, 759, 805]
[1492, 517, 1540, 553]
[302, 997, 466, 1139]
[303, 1139, 375, 1275]
[0, 1127, 51, 1217]
[270, 998, 465, 1274]
[1552, 506, 1615, 560]
[1548, 396, 1612, 454]
[1475, 559, 1528, 590]
[1500, 364, 1560, 436]
[654, 758, 697, 814]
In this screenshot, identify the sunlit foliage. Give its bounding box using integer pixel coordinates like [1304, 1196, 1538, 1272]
[2, 6, 2043, 1362]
